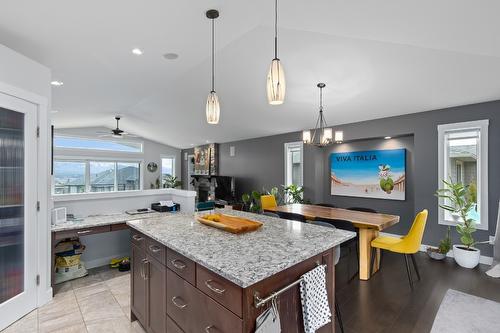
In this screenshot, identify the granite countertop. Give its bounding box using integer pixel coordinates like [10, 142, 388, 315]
[127, 208, 356, 288]
[51, 211, 168, 232]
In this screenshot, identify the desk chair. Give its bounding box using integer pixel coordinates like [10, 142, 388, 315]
[370, 209, 428, 289]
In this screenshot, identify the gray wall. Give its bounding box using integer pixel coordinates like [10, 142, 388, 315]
[182, 100, 500, 256]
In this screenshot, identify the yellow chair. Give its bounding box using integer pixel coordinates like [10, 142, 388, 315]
[260, 194, 277, 211]
[370, 209, 428, 289]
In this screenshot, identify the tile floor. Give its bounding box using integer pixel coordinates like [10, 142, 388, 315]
[2, 266, 144, 333]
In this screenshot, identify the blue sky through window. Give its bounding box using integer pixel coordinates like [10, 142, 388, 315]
[54, 136, 142, 152]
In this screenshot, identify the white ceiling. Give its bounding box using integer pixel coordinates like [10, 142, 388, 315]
[1, 0, 500, 148]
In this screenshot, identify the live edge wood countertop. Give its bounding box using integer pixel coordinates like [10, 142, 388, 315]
[127, 209, 355, 288]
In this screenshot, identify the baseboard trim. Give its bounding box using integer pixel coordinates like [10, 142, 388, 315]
[83, 251, 130, 269]
[379, 232, 494, 266]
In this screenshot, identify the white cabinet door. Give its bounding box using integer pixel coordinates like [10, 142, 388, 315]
[0, 91, 37, 330]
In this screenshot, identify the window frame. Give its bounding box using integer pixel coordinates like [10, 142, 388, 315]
[161, 155, 176, 178]
[437, 119, 489, 230]
[284, 141, 304, 188]
[52, 155, 144, 196]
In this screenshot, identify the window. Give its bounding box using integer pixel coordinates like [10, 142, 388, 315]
[53, 161, 86, 194]
[284, 142, 303, 187]
[54, 135, 142, 153]
[161, 156, 175, 181]
[53, 159, 141, 195]
[438, 120, 488, 230]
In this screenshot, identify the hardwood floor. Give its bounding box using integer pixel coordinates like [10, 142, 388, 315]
[335, 251, 500, 333]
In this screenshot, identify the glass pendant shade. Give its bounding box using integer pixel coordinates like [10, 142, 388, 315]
[322, 128, 333, 144]
[206, 91, 220, 124]
[267, 58, 286, 105]
[302, 130, 311, 143]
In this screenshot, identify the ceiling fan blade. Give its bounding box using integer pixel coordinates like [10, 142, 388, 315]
[95, 131, 111, 134]
[98, 134, 113, 138]
[124, 134, 140, 138]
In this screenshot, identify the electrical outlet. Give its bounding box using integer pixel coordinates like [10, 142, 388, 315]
[490, 235, 496, 244]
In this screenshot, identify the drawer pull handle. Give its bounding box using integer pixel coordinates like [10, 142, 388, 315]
[171, 259, 187, 270]
[142, 259, 149, 280]
[132, 235, 144, 241]
[149, 245, 162, 253]
[171, 296, 187, 309]
[77, 230, 92, 235]
[205, 325, 215, 333]
[204, 280, 226, 294]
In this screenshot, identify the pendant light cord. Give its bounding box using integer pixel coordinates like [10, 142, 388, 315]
[211, 17, 215, 92]
[274, 0, 278, 59]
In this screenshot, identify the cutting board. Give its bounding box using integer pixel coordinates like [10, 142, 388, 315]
[197, 213, 263, 234]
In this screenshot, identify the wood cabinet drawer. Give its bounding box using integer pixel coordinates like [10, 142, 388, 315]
[167, 249, 195, 285]
[166, 315, 184, 333]
[131, 231, 146, 248]
[167, 269, 198, 331]
[110, 222, 128, 231]
[54, 225, 110, 241]
[146, 238, 165, 265]
[167, 269, 242, 333]
[196, 265, 242, 317]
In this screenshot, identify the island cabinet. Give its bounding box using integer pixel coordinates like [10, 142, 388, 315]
[130, 230, 337, 333]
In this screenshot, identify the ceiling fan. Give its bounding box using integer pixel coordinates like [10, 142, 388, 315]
[96, 116, 139, 138]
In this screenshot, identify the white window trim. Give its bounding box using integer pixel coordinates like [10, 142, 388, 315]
[437, 119, 489, 231]
[284, 141, 304, 187]
[161, 155, 176, 178]
[52, 156, 144, 195]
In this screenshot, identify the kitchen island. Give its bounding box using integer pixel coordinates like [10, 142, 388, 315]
[127, 209, 355, 333]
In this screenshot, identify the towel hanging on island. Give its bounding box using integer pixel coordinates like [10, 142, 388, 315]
[300, 265, 332, 333]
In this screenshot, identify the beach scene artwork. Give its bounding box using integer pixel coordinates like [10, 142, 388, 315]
[330, 148, 406, 200]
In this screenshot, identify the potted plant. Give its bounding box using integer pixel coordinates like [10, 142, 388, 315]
[436, 179, 485, 268]
[283, 184, 305, 204]
[426, 226, 451, 260]
[241, 191, 262, 213]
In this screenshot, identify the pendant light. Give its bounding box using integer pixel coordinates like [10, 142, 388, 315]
[303, 83, 334, 147]
[206, 9, 220, 124]
[266, 0, 285, 105]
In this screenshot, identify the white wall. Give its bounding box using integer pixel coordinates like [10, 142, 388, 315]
[0, 43, 52, 307]
[54, 126, 182, 187]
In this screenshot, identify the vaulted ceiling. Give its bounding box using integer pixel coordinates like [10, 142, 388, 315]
[2, 0, 500, 148]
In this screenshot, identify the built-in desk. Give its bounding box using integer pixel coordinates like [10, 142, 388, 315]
[51, 212, 170, 288]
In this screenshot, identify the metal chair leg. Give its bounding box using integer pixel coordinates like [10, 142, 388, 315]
[410, 254, 421, 281]
[404, 254, 414, 290]
[335, 297, 345, 333]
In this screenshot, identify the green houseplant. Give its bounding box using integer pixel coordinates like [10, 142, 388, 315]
[241, 191, 262, 213]
[426, 226, 451, 260]
[283, 184, 305, 204]
[435, 179, 485, 268]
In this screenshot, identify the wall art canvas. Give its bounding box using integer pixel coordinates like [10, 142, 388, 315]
[194, 143, 218, 175]
[330, 148, 406, 200]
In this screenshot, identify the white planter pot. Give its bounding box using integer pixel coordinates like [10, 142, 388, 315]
[453, 244, 480, 269]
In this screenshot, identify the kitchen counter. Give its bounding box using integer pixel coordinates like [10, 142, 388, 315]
[127, 208, 355, 288]
[51, 211, 168, 232]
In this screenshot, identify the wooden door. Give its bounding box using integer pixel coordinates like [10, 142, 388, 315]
[147, 255, 166, 333]
[131, 244, 147, 325]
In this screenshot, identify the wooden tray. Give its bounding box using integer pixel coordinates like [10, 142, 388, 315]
[197, 213, 263, 234]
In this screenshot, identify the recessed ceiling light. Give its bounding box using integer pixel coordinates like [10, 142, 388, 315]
[205, 140, 210, 143]
[132, 48, 143, 55]
[384, 136, 392, 140]
[163, 53, 179, 60]
[50, 81, 64, 86]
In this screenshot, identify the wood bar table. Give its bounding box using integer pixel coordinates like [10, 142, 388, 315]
[265, 204, 400, 280]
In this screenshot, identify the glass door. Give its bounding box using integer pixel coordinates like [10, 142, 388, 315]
[0, 92, 37, 331]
